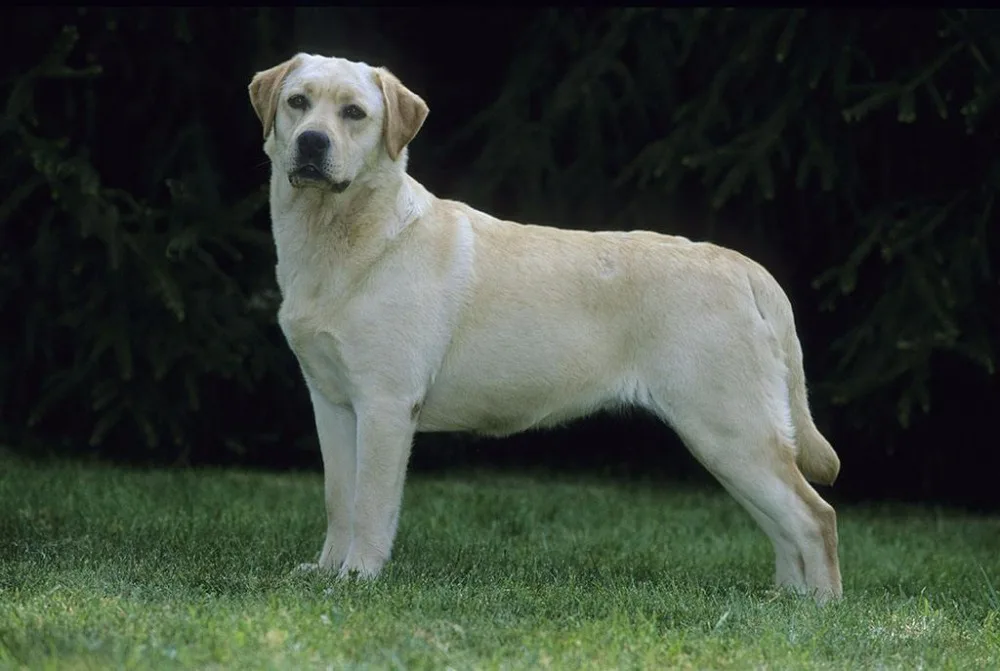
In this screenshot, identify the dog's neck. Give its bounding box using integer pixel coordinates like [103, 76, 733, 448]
[268, 156, 430, 297]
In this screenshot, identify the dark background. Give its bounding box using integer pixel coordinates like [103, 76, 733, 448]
[2, 9, 997, 508]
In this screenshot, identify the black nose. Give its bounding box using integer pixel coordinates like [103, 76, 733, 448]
[296, 130, 330, 161]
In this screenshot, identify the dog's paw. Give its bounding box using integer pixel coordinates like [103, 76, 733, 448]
[337, 547, 386, 581]
[337, 562, 380, 581]
[294, 562, 324, 573]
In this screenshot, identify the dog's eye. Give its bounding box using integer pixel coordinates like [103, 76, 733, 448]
[341, 104, 366, 120]
[287, 94, 309, 110]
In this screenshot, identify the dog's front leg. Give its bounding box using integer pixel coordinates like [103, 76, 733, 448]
[339, 399, 416, 579]
[303, 386, 358, 572]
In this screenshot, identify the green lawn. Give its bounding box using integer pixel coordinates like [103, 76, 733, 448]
[1, 455, 998, 669]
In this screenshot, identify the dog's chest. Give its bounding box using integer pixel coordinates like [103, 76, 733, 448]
[278, 290, 354, 404]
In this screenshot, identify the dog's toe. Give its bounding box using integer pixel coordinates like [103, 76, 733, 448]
[295, 562, 324, 573]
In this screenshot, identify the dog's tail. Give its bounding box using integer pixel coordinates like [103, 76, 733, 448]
[783, 323, 841, 485]
[749, 266, 841, 486]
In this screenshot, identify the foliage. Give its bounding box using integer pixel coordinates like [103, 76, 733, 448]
[2, 8, 996, 474]
[0, 10, 305, 462]
[450, 9, 999, 441]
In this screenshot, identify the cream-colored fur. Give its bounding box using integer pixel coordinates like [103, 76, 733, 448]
[249, 53, 843, 602]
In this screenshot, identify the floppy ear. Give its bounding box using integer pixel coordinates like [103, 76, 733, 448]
[375, 68, 429, 161]
[248, 55, 302, 140]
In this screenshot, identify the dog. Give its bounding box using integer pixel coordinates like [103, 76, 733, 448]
[248, 53, 843, 602]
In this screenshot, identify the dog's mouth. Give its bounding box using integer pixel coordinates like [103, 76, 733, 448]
[288, 164, 350, 193]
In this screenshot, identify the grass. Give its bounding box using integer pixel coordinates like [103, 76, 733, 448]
[1, 455, 998, 670]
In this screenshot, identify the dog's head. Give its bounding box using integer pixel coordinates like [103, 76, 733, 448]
[249, 53, 428, 193]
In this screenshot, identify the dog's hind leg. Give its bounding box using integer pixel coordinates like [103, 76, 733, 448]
[646, 330, 842, 601]
[721, 480, 808, 593]
[660, 396, 841, 601]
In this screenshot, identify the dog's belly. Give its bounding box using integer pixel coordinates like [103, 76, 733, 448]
[416, 386, 613, 437]
[414, 318, 649, 437]
[416, 382, 611, 437]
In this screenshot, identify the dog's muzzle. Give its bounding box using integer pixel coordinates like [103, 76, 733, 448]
[288, 166, 350, 193]
[289, 130, 350, 192]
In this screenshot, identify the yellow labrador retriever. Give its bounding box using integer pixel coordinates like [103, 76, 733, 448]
[248, 53, 843, 602]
